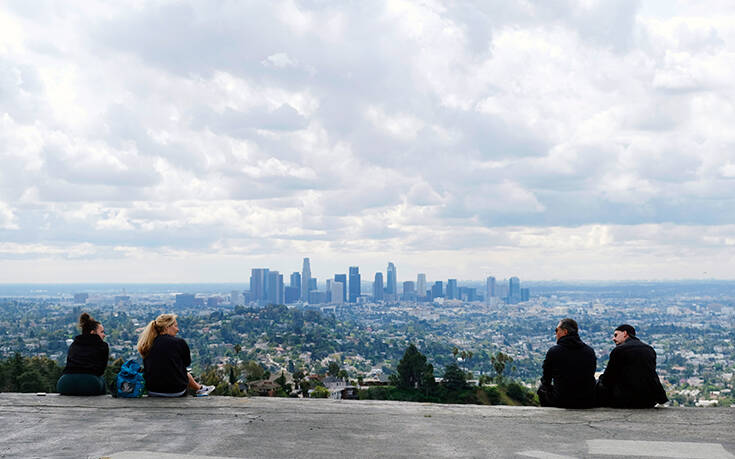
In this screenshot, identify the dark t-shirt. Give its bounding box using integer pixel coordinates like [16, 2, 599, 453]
[143, 334, 191, 393]
[63, 334, 109, 376]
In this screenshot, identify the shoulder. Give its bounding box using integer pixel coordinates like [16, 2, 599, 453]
[546, 344, 563, 356]
[159, 334, 188, 347]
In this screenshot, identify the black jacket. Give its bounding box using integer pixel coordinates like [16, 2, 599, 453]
[539, 333, 597, 408]
[598, 336, 668, 408]
[63, 334, 109, 376]
[143, 334, 191, 393]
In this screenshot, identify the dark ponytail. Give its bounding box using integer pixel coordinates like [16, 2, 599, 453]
[79, 312, 100, 335]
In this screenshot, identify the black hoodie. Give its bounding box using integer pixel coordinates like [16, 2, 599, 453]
[540, 333, 597, 408]
[63, 334, 109, 376]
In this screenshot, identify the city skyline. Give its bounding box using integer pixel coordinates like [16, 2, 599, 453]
[2, 2, 735, 282]
[239, 258, 518, 305]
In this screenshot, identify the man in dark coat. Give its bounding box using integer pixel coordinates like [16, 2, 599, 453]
[538, 318, 597, 408]
[597, 324, 668, 408]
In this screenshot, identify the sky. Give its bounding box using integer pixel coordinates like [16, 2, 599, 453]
[1, 0, 735, 283]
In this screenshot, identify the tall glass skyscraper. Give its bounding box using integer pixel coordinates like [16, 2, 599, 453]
[446, 279, 458, 300]
[386, 262, 397, 296]
[334, 274, 347, 303]
[509, 276, 521, 304]
[417, 273, 427, 298]
[301, 258, 311, 302]
[250, 268, 269, 303]
[373, 272, 384, 300]
[290, 272, 301, 300]
[486, 276, 496, 299]
[349, 266, 360, 303]
[266, 271, 283, 305]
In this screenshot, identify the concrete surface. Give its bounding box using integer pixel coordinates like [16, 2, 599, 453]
[0, 393, 733, 458]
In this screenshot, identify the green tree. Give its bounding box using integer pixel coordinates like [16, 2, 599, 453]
[229, 366, 239, 385]
[275, 370, 287, 389]
[441, 363, 467, 392]
[310, 386, 330, 398]
[327, 361, 340, 377]
[491, 352, 513, 383]
[242, 360, 266, 382]
[396, 344, 433, 390]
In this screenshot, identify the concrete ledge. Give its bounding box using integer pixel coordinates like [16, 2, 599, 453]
[1, 393, 733, 458]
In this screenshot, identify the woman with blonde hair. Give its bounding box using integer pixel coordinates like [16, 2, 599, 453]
[57, 312, 109, 395]
[137, 313, 214, 397]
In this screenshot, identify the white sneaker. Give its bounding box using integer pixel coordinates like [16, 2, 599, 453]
[196, 384, 215, 396]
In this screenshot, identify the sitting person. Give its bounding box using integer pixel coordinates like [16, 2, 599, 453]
[596, 324, 668, 408]
[136, 313, 214, 397]
[57, 312, 109, 395]
[537, 318, 597, 408]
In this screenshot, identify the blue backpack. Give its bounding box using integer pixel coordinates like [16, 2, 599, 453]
[116, 359, 146, 398]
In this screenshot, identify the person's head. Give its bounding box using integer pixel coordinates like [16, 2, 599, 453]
[555, 318, 578, 340]
[137, 313, 178, 358]
[79, 312, 105, 340]
[613, 324, 636, 345]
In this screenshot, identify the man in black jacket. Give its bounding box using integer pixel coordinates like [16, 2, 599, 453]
[597, 324, 668, 408]
[538, 318, 596, 408]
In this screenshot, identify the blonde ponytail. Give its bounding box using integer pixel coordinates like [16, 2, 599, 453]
[137, 313, 177, 358]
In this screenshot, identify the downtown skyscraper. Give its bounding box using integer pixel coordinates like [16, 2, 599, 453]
[373, 272, 384, 300]
[349, 266, 360, 303]
[386, 262, 397, 298]
[301, 258, 311, 302]
[417, 273, 427, 298]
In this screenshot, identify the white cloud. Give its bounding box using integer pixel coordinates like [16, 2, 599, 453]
[1, 1, 735, 281]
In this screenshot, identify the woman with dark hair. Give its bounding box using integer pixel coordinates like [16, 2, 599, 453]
[56, 312, 109, 395]
[137, 313, 214, 397]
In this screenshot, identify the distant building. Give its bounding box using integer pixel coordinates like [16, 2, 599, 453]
[309, 278, 317, 292]
[114, 295, 131, 307]
[446, 279, 458, 300]
[373, 272, 384, 300]
[431, 281, 443, 299]
[521, 287, 530, 302]
[308, 290, 327, 304]
[73, 293, 89, 304]
[402, 281, 416, 301]
[230, 290, 243, 306]
[508, 276, 521, 304]
[267, 271, 283, 304]
[416, 273, 427, 299]
[334, 274, 347, 303]
[250, 268, 269, 303]
[349, 266, 361, 303]
[207, 297, 219, 307]
[301, 258, 311, 302]
[175, 294, 195, 308]
[290, 272, 301, 301]
[386, 262, 397, 296]
[331, 281, 344, 305]
[284, 286, 299, 304]
[485, 276, 496, 301]
[459, 287, 477, 302]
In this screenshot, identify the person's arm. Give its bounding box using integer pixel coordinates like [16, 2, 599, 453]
[92, 341, 109, 376]
[541, 349, 553, 387]
[181, 339, 192, 368]
[599, 347, 620, 386]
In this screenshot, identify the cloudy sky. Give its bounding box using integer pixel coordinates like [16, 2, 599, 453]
[1, 0, 735, 283]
